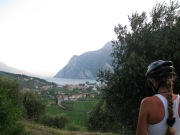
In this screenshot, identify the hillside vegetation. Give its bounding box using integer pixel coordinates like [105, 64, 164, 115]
[0, 71, 106, 134]
[0, 71, 57, 90]
[23, 120, 118, 135]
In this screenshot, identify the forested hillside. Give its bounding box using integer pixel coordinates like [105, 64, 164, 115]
[0, 71, 57, 90]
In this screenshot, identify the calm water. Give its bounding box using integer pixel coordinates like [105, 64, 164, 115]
[43, 77, 97, 85]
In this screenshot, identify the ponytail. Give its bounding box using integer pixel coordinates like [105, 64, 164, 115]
[166, 80, 175, 135]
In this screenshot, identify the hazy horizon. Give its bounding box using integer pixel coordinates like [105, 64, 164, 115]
[0, 0, 170, 76]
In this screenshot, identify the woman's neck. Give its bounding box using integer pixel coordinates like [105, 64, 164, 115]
[158, 88, 168, 94]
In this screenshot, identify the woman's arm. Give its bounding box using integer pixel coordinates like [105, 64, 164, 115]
[136, 98, 150, 135]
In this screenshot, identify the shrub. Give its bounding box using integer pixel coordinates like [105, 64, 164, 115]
[22, 91, 46, 120]
[66, 123, 82, 131]
[39, 114, 68, 129]
[0, 77, 25, 135]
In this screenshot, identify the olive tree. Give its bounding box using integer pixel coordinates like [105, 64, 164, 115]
[88, 1, 180, 134]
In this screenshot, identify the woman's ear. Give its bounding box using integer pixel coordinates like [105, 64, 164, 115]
[150, 79, 159, 89]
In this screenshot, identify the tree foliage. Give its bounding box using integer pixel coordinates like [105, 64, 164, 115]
[39, 114, 68, 129]
[0, 77, 25, 135]
[22, 91, 46, 120]
[88, 1, 180, 134]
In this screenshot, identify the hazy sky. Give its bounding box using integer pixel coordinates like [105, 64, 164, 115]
[0, 0, 169, 77]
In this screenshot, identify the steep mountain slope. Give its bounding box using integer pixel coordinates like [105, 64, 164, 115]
[54, 42, 113, 79]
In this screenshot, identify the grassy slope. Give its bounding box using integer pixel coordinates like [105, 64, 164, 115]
[24, 120, 118, 135]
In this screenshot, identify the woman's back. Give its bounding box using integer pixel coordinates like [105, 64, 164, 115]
[147, 94, 180, 135]
[136, 60, 179, 135]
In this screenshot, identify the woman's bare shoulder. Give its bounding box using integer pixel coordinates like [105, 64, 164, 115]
[140, 96, 157, 108]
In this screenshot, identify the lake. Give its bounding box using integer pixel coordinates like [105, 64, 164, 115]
[43, 77, 97, 85]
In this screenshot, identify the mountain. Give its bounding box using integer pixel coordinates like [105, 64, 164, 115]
[54, 42, 113, 79]
[0, 71, 57, 90]
[0, 62, 42, 77]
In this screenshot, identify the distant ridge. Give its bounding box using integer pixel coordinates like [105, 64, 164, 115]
[0, 62, 42, 77]
[54, 42, 113, 79]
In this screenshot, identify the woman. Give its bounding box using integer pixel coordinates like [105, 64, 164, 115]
[136, 60, 180, 135]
